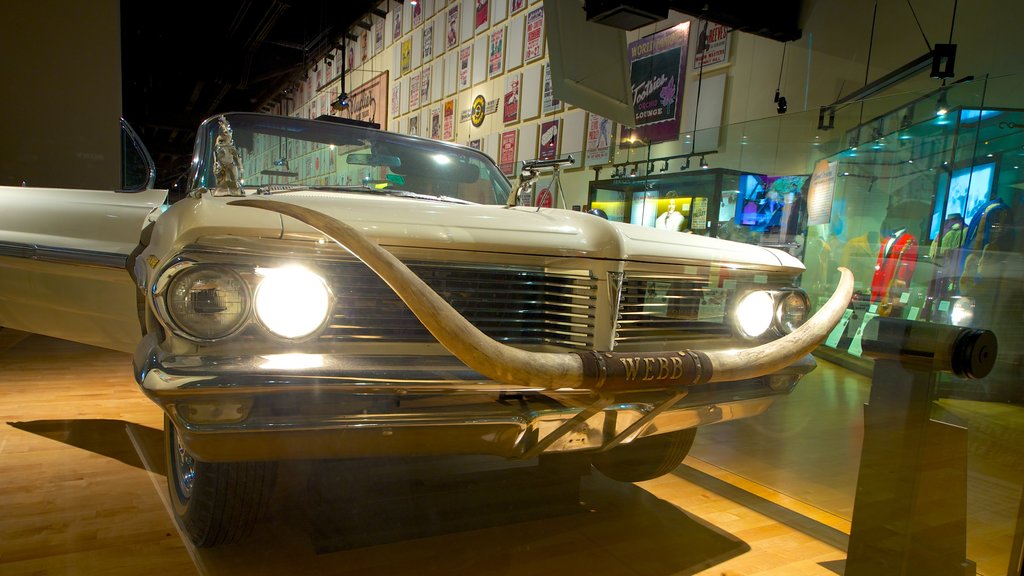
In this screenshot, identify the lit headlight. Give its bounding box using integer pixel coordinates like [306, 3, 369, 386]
[776, 291, 810, 334]
[166, 266, 250, 340]
[254, 266, 331, 339]
[734, 290, 775, 338]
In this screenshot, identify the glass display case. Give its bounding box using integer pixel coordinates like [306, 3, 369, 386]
[587, 168, 809, 259]
[804, 106, 1024, 401]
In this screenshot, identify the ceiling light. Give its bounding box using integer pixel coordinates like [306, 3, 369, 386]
[700, 156, 709, 169]
[331, 92, 350, 111]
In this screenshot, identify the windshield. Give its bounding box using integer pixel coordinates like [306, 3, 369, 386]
[189, 113, 512, 204]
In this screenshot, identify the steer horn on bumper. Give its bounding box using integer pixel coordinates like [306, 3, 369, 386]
[229, 199, 854, 392]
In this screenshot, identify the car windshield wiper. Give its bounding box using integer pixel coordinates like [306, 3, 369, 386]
[252, 184, 472, 204]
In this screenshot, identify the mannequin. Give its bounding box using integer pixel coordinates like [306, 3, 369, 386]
[870, 227, 918, 317]
[924, 213, 967, 321]
[960, 198, 1013, 295]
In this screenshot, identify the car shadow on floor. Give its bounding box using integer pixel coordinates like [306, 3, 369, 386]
[11, 418, 749, 576]
[7, 418, 164, 475]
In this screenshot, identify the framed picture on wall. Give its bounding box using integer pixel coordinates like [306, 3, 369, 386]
[539, 119, 560, 160]
[503, 72, 521, 123]
[499, 129, 518, 175]
[488, 26, 506, 77]
[524, 7, 544, 62]
[458, 45, 472, 90]
[446, 4, 461, 50]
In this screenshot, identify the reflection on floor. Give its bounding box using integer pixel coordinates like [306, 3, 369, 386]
[692, 355, 1024, 576]
[1, 334, 1020, 575]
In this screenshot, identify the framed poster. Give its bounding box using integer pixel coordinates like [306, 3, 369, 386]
[409, 114, 421, 136]
[390, 83, 402, 119]
[430, 106, 442, 140]
[539, 119, 560, 160]
[420, 64, 432, 105]
[503, 72, 521, 123]
[693, 20, 731, 69]
[400, 38, 413, 74]
[393, 8, 403, 44]
[625, 23, 689, 144]
[524, 7, 544, 62]
[446, 4, 461, 50]
[412, 1, 424, 28]
[541, 62, 562, 114]
[374, 21, 384, 53]
[499, 129, 518, 175]
[488, 26, 506, 77]
[510, 0, 526, 15]
[360, 31, 370, 62]
[422, 20, 435, 61]
[585, 113, 613, 166]
[468, 138, 482, 151]
[475, 0, 489, 33]
[443, 97, 456, 141]
[408, 70, 421, 110]
[458, 45, 473, 90]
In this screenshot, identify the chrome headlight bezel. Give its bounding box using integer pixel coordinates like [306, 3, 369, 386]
[731, 287, 811, 340]
[156, 262, 251, 342]
[775, 289, 811, 335]
[152, 257, 334, 343]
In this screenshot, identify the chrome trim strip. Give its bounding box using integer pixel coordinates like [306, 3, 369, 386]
[168, 395, 779, 462]
[0, 241, 127, 269]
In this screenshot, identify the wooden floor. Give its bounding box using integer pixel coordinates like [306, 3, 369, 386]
[0, 333, 1019, 575]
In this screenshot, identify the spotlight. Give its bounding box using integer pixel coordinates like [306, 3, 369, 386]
[700, 156, 708, 169]
[647, 162, 654, 174]
[660, 161, 669, 172]
[679, 158, 691, 171]
[331, 92, 350, 111]
[325, 52, 334, 62]
[774, 90, 787, 114]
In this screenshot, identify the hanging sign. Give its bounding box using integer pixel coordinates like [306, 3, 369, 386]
[625, 23, 689, 144]
[807, 159, 838, 226]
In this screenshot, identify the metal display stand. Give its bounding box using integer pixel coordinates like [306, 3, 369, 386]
[846, 317, 997, 576]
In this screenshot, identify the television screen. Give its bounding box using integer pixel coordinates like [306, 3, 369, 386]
[734, 174, 809, 231]
[930, 162, 995, 239]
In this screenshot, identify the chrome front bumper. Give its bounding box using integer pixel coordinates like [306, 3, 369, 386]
[134, 333, 815, 462]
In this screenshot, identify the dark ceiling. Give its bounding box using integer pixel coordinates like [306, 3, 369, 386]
[121, 0, 376, 187]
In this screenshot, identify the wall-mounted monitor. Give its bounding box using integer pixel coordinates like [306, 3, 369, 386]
[929, 162, 995, 240]
[734, 174, 808, 231]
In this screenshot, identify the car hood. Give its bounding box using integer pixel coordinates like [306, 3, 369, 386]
[162, 191, 803, 271]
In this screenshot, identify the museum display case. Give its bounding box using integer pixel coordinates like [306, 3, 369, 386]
[587, 168, 810, 259]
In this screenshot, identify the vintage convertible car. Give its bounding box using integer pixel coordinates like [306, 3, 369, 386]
[0, 112, 851, 546]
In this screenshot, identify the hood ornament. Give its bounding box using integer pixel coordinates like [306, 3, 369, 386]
[212, 116, 245, 196]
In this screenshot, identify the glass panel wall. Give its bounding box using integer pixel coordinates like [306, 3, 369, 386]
[678, 74, 1024, 576]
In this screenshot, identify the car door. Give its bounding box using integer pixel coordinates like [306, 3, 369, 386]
[0, 120, 167, 353]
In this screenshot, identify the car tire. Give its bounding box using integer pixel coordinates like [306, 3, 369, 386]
[164, 415, 277, 547]
[591, 428, 697, 483]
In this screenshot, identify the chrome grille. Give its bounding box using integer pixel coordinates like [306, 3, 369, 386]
[616, 274, 733, 345]
[321, 262, 597, 348]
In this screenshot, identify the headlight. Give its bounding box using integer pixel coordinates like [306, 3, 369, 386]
[166, 266, 250, 340]
[254, 266, 332, 339]
[776, 291, 810, 334]
[734, 290, 775, 338]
